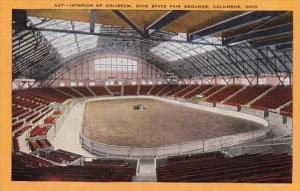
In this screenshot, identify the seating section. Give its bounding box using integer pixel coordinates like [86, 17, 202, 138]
[12, 89, 60, 134]
[13, 165, 136, 182]
[29, 139, 52, 151]
[166, 85, 189, 96]
[57, 87, 83, 97]
[39, 149, 81, 164]
[11, 84, 293, 183]
[73, 87, 94, 97]
[207, 85, 243, 103]
[13, 88, 69, 106]
[123, 85, 138, 95]
[13, 107, 29, 118]
[174, 85, 197, 97]
[12, 156, 136, 182]
[251, 85, 292, 110]
[13, 152, 54, 168]
[139, 85, 153, 95]
[148, 84, 168, 95]
[281, 103, 292, 116]
[13, 94, 42, 110]
[225, 85, 272, 106]
[89, 86, 111, 96]
[202, 85, 224, 97]
[30, 125, 50, 137]
[14, 125, 32, 137]
[107, 86, 122, 95]
[11, 84, 293, 137]
[12, 121, 25, 132]
[158, 85, 179, 96]
[183, 85, 213, 98]
[36, 88, 71, 102]
[157, 152, 292, 183]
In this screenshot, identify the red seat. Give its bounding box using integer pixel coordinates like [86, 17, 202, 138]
[251, 85, 292, 110]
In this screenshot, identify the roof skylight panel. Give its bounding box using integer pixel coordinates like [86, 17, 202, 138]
[150, 33, 222, 62]
[28, 17, 101, 58]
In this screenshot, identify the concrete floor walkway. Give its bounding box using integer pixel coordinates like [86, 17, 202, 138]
[133, 159, 157, 182]
[51, 101, 96, 157]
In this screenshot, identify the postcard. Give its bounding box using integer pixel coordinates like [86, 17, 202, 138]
[0, 0, 299, 191]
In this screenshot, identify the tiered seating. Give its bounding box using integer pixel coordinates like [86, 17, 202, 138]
[30, 88, 70, 103]
[183, 85, 212, 99]
[107, 86, 122, 95]
[37, 88, 71, 102]
[139, 85, 153, 95]
[225, 85, 272, 106]
[32, 108, 53, 124]
[12, 121, 24, 132]
[44, 116, 56, 124]
[29, 139, 52, 151]
[14, 88, 68, 105]
[174, 85, 197, 97]
[202, 85, 224, 97]
[13, 107, 29, 118]
[12, 88, 66, 135]
[148, 84, 168, 95]
[14, 125, 32, 137]
[157, 152, 292, 183]
[13, 152, 54, 168]
[25, 109, 44, 120]
[207, 85, 243, 103]
[30, 125, 50, 137]
[17, 110, 34, 120]
[157, 85, 179, 96]
[12, 155, 136, 182]
[280, 103, 292, 116]
[123, 85, 138, 95]
[25, 113, 39, 122]
[13, 96, 42, 109]
[166, 85, 189, 96]
[251, 85, 292, 110]
[39, 149, 81, 164]
[73, 87, 94, 97]
[57, 87, 83, 97]
[12, 165, 136, 182]
[89, 86, 110, 96]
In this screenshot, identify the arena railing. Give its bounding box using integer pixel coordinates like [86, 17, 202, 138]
[219, 141, 292, 157]
[79, 126, 270, 159]
[78, 96, 270, 159]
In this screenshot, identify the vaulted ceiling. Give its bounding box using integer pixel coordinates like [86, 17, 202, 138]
[13, 10, 293, 84]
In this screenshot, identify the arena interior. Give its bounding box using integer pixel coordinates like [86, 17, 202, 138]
[12, 10, 293, 183]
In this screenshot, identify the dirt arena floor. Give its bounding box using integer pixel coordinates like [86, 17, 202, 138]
[83, 98, 264, 147]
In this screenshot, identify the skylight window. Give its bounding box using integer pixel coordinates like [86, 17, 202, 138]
[95, 57, 138, 72]
[150, 33, 221, 62]
[28, 17, 101, 58]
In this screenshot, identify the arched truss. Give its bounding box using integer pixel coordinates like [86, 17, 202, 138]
[12, 10, 293, 85]
[43, 48, 171, 86]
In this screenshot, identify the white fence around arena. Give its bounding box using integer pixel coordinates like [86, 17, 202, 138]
[79, 96, 270, 159]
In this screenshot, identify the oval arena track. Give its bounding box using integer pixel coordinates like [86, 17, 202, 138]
[82, 97, 265, 147]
